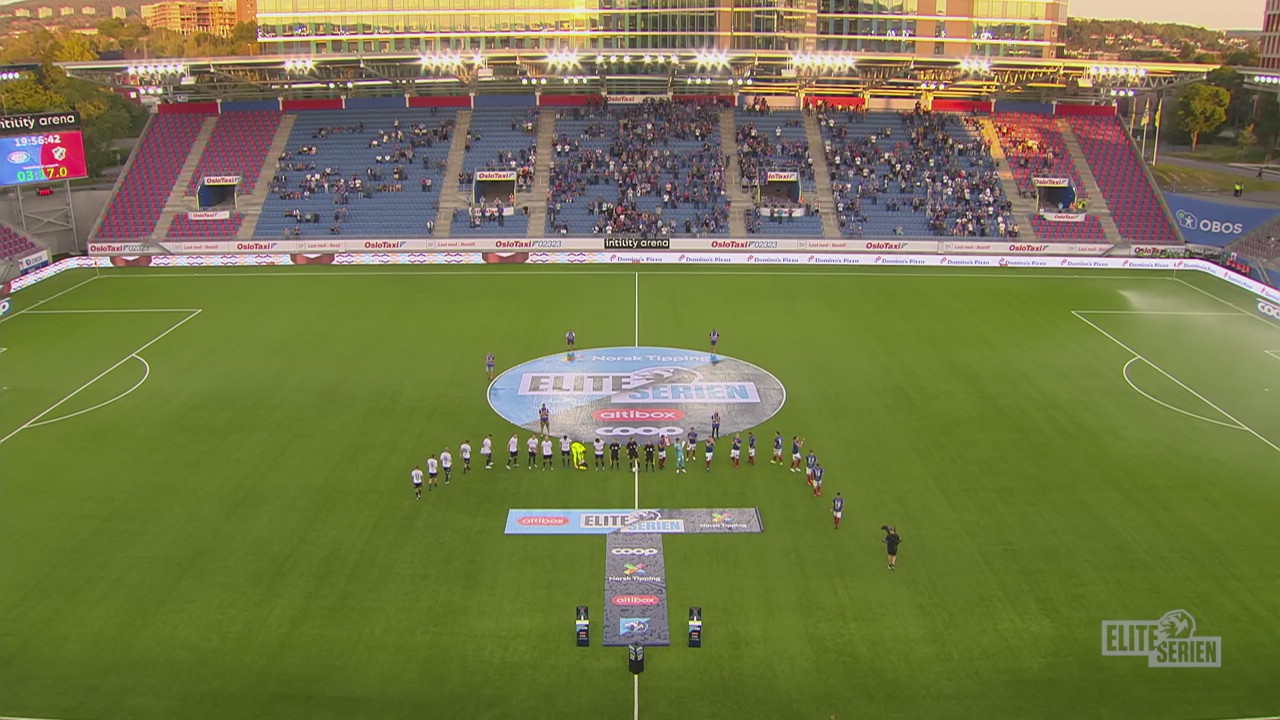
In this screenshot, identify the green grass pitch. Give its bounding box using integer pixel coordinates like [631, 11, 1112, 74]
[1, 265, 1278, 720]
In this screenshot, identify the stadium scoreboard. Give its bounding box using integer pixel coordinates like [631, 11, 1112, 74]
[0, 112, 87, 187]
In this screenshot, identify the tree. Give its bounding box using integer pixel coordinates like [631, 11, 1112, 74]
[1177, 83, 1230, 151]
[1207, 66, 1255, 131]
[1237, 123, 1258, 159]
[51, 31, 98, 63]
[1257, 95, 1280, 157]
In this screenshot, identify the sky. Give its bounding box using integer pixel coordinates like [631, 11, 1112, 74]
[1068, 0, 1262, 30]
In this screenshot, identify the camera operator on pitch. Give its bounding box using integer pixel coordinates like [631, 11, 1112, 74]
[881, 525, 902, 571]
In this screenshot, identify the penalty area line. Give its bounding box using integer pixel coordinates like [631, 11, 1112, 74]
[0, 310, 200, 447]
[0, 274, 99, 326]
[27, 355, 151, 429]
[1072, 311, 1280, 456]
[1121, 358, 1242, 431]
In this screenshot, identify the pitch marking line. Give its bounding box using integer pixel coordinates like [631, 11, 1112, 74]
[24, 308, 203, 314]
[0, 274, 99, 325]
[1072, 311, 1280, 456]
[1171, 276, 1280, 332]
[0, 310, 201, 447]
[27, 355, 151, 429]
[633, 674, 639, 720]
[1121, 358, 1243, 431]
[95, 269, 1177, 280]
[1267, 351, 1280, 363]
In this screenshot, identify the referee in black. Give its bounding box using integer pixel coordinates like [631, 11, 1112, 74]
[882, 525, 902, 571]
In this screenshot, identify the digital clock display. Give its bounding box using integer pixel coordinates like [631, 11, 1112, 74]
[1, 131, 88, 186]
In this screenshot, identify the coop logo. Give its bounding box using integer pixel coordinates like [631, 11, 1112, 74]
[611, 595, 661, 607]
[488, 346, 786, 441]
[597, 426, 682, 436]
[1175, 209, 1244, 235]
[516, 515, 569, 526]
[1258, 299, 1280, 320]
[6, 150, 30, 164]
[1102, 610, 1221, 668]
[610, 547, 660, 556]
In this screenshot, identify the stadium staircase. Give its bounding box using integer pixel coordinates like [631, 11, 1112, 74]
[86, 115, 154, 241]
[153, 116, 219, 240]
[976, 118, 1040, 237]
[433, 109, 472, 238]
[1056, 119, 1122, 241]
[718, 108, 749, 236]
[803, 112, 842, 240]
[526, 111, 556, 238]
[237, 113, 298, 239]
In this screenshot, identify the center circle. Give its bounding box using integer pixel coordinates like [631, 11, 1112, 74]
[487, 346, 787, 442]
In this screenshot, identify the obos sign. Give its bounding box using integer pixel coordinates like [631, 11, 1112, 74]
[488, 346, 786, 441]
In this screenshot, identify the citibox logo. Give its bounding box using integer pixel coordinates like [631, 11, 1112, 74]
[488, 346, 785, 442]
[612, 595, 661, 606]
[517, 515, 569, 526]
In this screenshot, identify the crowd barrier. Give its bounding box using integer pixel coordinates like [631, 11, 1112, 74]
[86, 238, 1115, 256]
[7, 251, 1280, 309]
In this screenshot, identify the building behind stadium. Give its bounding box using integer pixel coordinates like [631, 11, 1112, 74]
[253, 0, 1067, 59]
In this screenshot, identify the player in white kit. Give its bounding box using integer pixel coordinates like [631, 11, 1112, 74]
[460, 440, 472, 474]
[426, 456, 439, 491]
[481, 435, 493, 469]
[506, 434, 519, 469]
[541, 436, 554, 470]
[440, 448, 453, 484]
[411, 466, 423, 499]
[593, 437, 605, 470]
[526, 434, 539, 469]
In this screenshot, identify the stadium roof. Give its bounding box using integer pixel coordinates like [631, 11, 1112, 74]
[58, 51, 1214, 102]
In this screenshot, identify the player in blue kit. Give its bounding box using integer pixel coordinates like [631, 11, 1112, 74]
[710, 411, 721, 439]
[730, 434, 742, 468]
[789, 436, 804, 473]
[832, 493, 844, 529]
[747, 431, 757, 465]
[772, 431, 784, 465]
[811, 463, 824, 497]
[805, 448, 818, 485]
[704, 437, 715, 471]
[687, 427, 699, 461]
[709, 329, 719, 350]
[485, 352, 495, 381]
[566, 330, 576, 350]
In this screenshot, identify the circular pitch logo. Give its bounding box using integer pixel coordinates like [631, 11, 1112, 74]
[487, 346, 786, 441]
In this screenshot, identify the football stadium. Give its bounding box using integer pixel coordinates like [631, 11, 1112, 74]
[2, 3, 1280, 719]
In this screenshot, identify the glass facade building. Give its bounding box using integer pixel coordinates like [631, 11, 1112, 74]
[254, 0, 1065, 58]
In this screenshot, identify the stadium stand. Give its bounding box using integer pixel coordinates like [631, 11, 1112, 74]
[736, 100, 824, 237]
[255, 110, 455, 238]
[95, 113, 209, 239]
[545, 99, 730, 236]
[452, 109, 537, 236]
[1030, 213, 1106, 240]
[818, 105, 1018, 238]
[186, 111, 281, 195]
[0, 223, 40, 260]
[1229, 214, 1280, 265]
[166, 212, 244, 238]
[990, 113, 1084, 196]
[1066, 116, 1178, 243]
